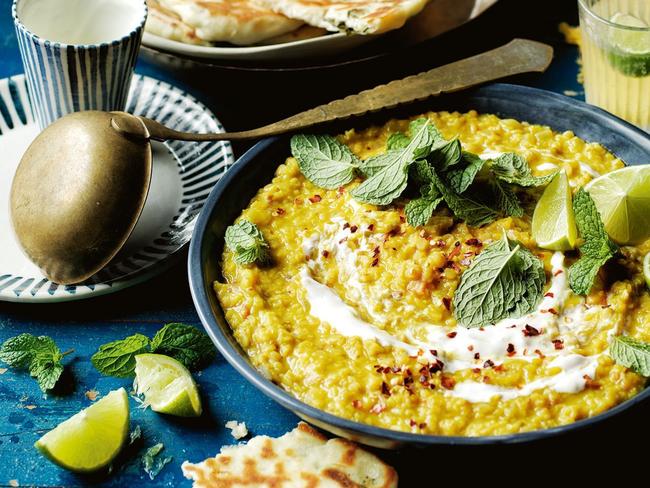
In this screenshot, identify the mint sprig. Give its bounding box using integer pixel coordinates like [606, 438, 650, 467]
[225, 220, 270, 265]
[290, 134, 360, 189]
[453, 233, 545, 328]
[609, 335, 650, 376]
[569, 188, 619, 294]
[489, 153, 558, 187]
[91, 324, 216, 377]
[0, 334, 71, 391]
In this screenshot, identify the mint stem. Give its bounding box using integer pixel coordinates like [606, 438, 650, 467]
[61, 349, 74, 357]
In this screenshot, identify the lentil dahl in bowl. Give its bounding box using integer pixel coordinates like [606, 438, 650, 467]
[189, 84, 650, 447]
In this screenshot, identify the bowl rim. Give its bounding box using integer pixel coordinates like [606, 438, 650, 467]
[188, 83, 650, 445]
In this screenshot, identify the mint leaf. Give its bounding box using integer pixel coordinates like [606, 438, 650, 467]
[569, 189, 619, 294]
[444, 151, 485, 193]
[490, 153, 557, 187]
[150, 323, 215, 371]
[610, 335, 650, 376]
[91, 333, 150, 378]
[490, 179, 524, 217]
[225, 220, 270, 265]
[0, 334, 67, 391]
[143, 443, 172, 480]
[432, 170, 499, 227]
[291, 134, 359, 189]
[352, 119, 438, 205]
[453, 234, 545, 328]
[405, 192, 443, 227]
[431, 139, 462, 171]
[386, 132, 409, 150]
[0, 333, 43, 368]
[30, 356, 63, 391]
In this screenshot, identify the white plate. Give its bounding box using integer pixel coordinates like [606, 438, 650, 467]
[142, 31, 376, 61]
[0, 74, 234, 303]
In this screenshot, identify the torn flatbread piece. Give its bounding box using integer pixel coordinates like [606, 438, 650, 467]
[146, 0, 210, 45]
[255, 0, 431, 34]
[182, 422, 398, 487]
[154, 0, 304, 45]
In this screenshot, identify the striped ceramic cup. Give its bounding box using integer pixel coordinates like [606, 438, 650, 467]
[12, 0, 147, 129]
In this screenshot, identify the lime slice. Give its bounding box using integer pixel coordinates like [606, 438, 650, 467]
[644, 253, 650, 289]
[532, 171, 577, 251]
[35, 388, 129, 472]
[134, 354, 202, 417]
[607, 12, 650, 77]
[584, 165, 650, 244]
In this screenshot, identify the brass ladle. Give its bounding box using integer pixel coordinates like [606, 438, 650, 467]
[10, 39, 552, 285]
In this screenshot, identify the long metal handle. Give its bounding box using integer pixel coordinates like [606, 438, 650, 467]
[113, 38, 553, 143]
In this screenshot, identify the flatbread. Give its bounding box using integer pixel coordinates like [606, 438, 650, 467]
[145, 0, 211, 45]
[152, 0, 304, 45]
[255, 0, 431, 34]
[182, 422, 398, 487]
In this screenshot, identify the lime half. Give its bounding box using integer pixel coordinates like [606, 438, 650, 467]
[584, 165, 650, 244]
[134, 354, 202, 417]
[644, 253, 650, 289]
[35, 388, 129, 472]
[607, 12, 650, 77]
[532, 171, 577, 251]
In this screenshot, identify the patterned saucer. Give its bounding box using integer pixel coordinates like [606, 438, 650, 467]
[0, 74, 234, 302]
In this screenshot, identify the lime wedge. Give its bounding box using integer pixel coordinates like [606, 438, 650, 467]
[644, 253, 650, 289]
[584, 165, 650, 244]
[134, 354, 202, 417]
[607, 12, 650, 77]
[532, 171, 577, 251]
[35, 388, 129, 472]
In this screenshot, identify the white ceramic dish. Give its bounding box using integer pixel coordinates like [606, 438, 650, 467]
[142, 31, 376, 61]
[0, 74, 234, 302]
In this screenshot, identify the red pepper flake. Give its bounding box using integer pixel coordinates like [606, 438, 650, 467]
[483, 376, 491, 384]
[294, 197, 303, 205]
[352, 400, 362, 409]
[429, 349, 438, 357]
[523, 325, 540, 337]
[442, 297, 451, 311]
[440, 376, 456, 390]
[429, 360, 444, 373]
[342, 222, 350, 229]
[429, 384, 436, 389]
[534, 349, 545, 359]
[506, 343, 516, 356]
[350, 225, 358, 233]
[446, 331, 457, 339]
[493, 364, 505, 372]
[308, 194, 322, 203]
[371, 257, 379, 267]
[367, 224, 375, 231]
[381, 382, 391, 397]
[372, 246, 380, 257]
[465, 238, 482, 246]
[448, 244, 462, 259]
[544, 292, 555, 298]
[370, 403, 386, 414]
[419, 422, 427, 429]
[337, 186, 346, 195]
[474, 352, 480, 360]
[399, 215, 406, 223]
[483, 359, 495, 368]
[321, 250, 330, 258]
[583, 375, 600, 389]
[553, 339, 564, 350]
[468, 345, 474, 352]
[338, 237, 348, 245]
[276, 207, 286, 215]
[554, 269, 563, 276]
[409, 419, 417, 427]
[472, 368, 481, 374]
[547, 308, 558, 315]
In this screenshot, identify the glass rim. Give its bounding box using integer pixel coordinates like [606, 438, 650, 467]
[578, 0, 650, 31]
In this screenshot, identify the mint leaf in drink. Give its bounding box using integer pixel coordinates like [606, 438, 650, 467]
[453, 234, 545, 328]
[91, 334, 150, 378]
[490, 153, 557, 187]
[150, 323, 215, 371]
[225, 220, 270, 265]
[432, 170, 499, 227]
[444, 151, 485, 193]
[610, 335, 650, 376]
[0, 334, 68, 391]
[291, 134, 360, 189]
[569, 188, 619, 294]
[352, 119, 438, 205]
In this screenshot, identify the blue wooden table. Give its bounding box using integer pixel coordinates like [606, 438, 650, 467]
[2, 0, 645, 486]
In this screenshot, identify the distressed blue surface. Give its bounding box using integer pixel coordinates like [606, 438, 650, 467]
[1, 0, 646, 486]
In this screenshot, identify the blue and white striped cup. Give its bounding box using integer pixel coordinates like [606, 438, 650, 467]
[12, 0, 147, 129]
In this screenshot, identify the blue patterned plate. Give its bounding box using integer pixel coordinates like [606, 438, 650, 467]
[0, 74, 234, 302]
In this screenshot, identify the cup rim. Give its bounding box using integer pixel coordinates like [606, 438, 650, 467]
[12, 0, 148, 48]
[578, 0, 650, 32]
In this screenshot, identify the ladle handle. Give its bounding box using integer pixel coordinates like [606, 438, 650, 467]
[112, 38, 553, 143]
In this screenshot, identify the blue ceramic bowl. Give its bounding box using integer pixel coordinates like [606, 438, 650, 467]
[188, 83, 650, 447]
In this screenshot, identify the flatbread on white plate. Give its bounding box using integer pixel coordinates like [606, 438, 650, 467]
[255, 0, 431, 34]
[146, 0, 210, 45]
[152, 0, 304, 45]
[182, 422, 399, 487]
